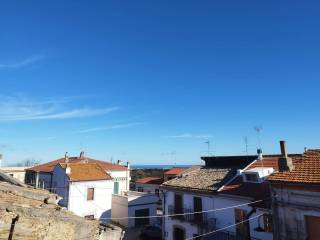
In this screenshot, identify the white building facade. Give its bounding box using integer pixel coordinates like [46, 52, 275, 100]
[52, 163, 114, 221]
[111, 191, 159, 228]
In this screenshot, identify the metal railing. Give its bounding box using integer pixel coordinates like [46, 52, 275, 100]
[167, 205, 214, 227]
[202, 231, 261, 240]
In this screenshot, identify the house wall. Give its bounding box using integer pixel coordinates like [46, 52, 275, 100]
[1, 167, 27, 183]
[51, 165, 69, 207]
[272, 186, 320, 240]
[135, 183, 162, 200]
[163, 189, 272, 240]
[38, 172, 53, 189]
[111, 193, 158, 228]
[112, 194, 129, 227]
[107, 170, 130, 193]
[68, 180, 114, 221]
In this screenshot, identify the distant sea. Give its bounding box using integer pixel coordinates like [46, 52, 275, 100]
[131, 164, 192, 169]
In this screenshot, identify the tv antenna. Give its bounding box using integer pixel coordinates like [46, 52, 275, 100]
[254, 126, 263, 149]
[204, 141, 211, 156]
[244, 136, 249, 156]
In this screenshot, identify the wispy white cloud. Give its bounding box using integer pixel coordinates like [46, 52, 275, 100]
[0, 55, 44, 69]
[166, 133, 213, 139]
[74, 122, 144, 134]
[0, 96, 119, 121]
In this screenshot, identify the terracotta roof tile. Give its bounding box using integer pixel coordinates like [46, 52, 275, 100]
[220, 176, 271, 209]
[162, 167, 236, 192]
[60, 163, 113, 181]
[268, 150, 320, 184]
[27, 156, 127, 173]
[164, 168, 188, 175]
[136, 177, 163, 184]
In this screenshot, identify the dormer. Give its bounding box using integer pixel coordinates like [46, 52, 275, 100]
[242, 167, 274, 183]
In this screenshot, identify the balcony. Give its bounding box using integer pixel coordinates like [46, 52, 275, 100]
[168, 205, 216, 229]
[202, 231, 261, 240]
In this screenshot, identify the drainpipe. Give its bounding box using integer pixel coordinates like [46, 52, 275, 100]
[35, 172, 39, 188]
[161, 189, 166, 239]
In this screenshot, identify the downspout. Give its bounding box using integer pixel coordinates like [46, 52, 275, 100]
[161, 189, 166, 239]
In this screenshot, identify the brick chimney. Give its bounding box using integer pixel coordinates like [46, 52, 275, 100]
[278, 140, 294, 172]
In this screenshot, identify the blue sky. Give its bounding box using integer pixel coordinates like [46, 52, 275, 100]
[0, 1, 320, 165]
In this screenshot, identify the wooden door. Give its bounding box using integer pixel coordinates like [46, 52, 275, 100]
[173, 227, 185, 240]
[306, 216, 320, 240]
[235, 208, 249, 239]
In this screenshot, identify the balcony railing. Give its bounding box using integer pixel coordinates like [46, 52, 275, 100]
[168, 205, 216, 229]
[202, 231, 261, 240]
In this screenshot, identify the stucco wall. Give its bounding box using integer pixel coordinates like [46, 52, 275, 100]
[163, 189, 273, 240]
[272, 186, 320, 240]
[112, 193, 158, 228]
[68, 180, 114, 221]
[107, 170, 130, 193]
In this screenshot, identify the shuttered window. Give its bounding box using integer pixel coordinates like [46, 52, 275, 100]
[87, 188, 94, 201]
[264, 214, 273, 232]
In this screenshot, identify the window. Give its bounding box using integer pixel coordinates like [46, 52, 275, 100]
[137, 186, 144, 192]
[155, 189, 160, 196]
[114, 182, 119, 194]
[263, 214, 273, 232]
[174, 194, 183, 214]
[87, 188, 94, 201]
[244, 173, 259, 182]
[85, 215, 94, 220]
[193, 197, 203, 222]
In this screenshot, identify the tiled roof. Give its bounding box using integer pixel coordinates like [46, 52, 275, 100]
[60, 163, 113, 181]
[161, 167, 236, 192]
[164, 168, 188, 175]
[136, 177, 164, 185]
[27, 156, 128, 173]
[246, 154, 301, 171]
[220, 176, 271, 209]
[268, 150, 320, 184]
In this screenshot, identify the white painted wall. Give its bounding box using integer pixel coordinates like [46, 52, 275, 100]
[163, 190, 273, 240]
[112, 192, 158, 228]
[52, 165, 114, 222]
[1, 167, 27, 183]
[135, 183, 162, 200]
[68, 180, 114, 221]
[107, 170, 130, 193]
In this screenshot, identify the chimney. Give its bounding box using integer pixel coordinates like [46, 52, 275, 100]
[79, 151, 85, 159]
[278, 140, 294, 172]
[127, 161, 130, 169]
[65, 152, 69, 163]
[66, 164, 71, 175]
[117, 160, 121, 165]
[304, 147, 308, 153]
[257, 149, 263, 160]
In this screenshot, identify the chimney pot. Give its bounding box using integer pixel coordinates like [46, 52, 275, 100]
[80, 151, 85, 158]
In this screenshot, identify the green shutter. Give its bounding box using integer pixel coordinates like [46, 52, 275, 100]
[114, 182, 119, 194]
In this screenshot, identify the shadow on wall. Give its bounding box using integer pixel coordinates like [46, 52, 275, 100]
[100, 209, 111, 223]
